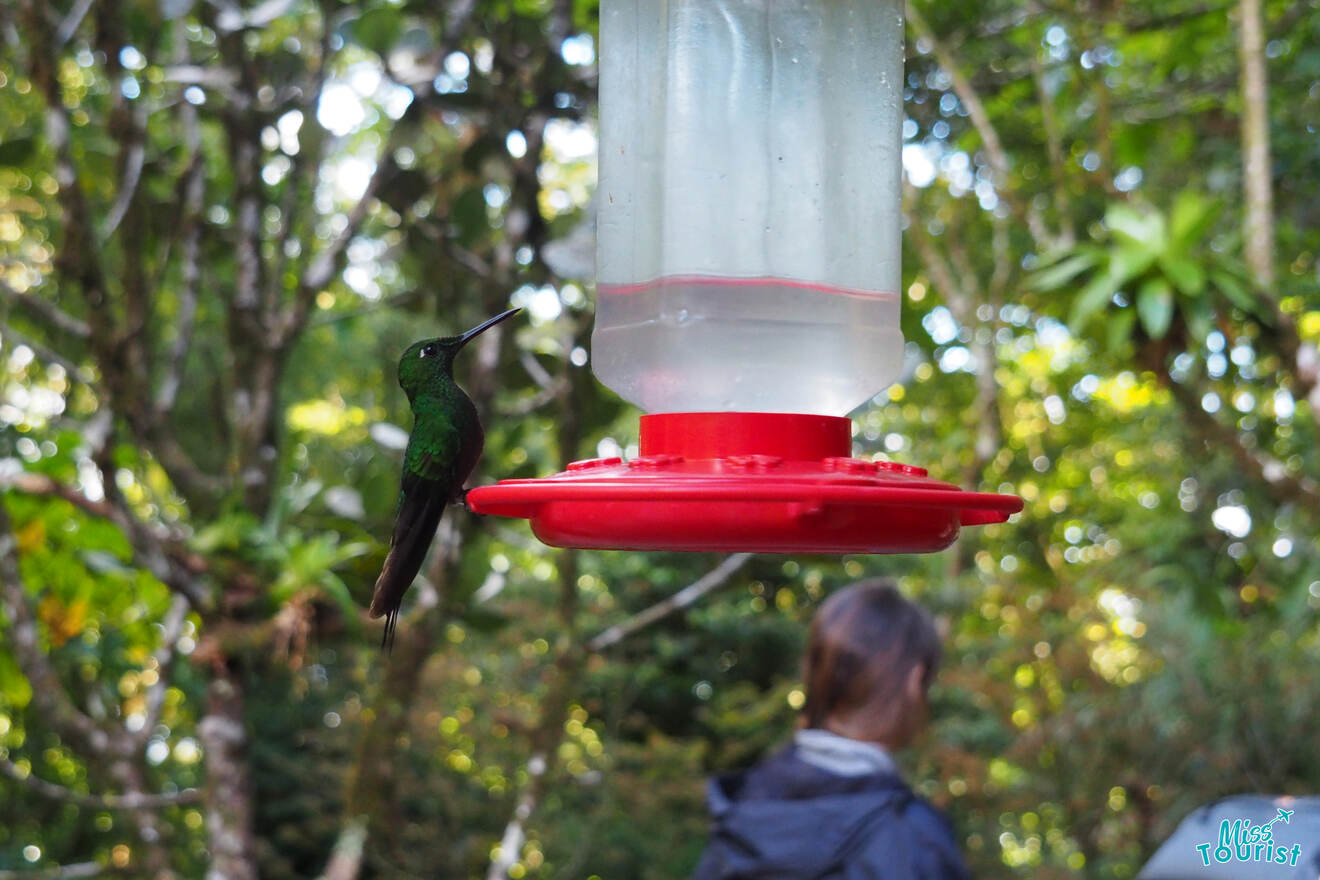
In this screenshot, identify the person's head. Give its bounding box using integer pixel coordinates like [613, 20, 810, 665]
[801, 579, 942, 749]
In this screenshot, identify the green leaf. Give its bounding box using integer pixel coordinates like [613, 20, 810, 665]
[319, 574, 364, 626]
[1169, 191, 1220, 248]
[0, 137, 36, 167]
[1033, 246, 1091, 269]
[0, 649, 33, 709]
[452, 186, 489, 245]
[1210, 269, 1267, 320]
[1030, 252, 1099, 291]
[1184, 298, 1214, 343]
[1209, 271, 1272, 327]
[1137, 564, 1191, 590]
[459, 605, 510, 634]
[1137, 278, 1175, 339]
[191, 512, 263, 554]
[1109, 243, 1159, 287]
[1158, 254, 1206, 297]
[1066, 261, 1140, 329]
[348, 6, 404, 55]
[1068, 271, 1120, 330]
[1106, 307, 1136, 354]
[1105, 203, 1166, 252]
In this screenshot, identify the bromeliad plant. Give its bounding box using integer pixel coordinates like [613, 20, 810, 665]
[1031, 192, 1268, 353]
[191, 480, 370, 627]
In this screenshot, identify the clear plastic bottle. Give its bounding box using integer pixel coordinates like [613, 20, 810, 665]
[593, 0, 905, 415]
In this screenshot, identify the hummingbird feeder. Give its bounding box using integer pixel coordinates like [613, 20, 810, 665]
[468, 0, 1021, 551]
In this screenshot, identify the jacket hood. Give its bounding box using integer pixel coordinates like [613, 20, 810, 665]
[703, 749, 912, 877]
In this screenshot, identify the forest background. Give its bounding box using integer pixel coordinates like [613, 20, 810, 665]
[1, 0, 1319, 877]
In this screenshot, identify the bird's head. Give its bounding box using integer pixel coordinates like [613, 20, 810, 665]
[397, 308, 520, 401]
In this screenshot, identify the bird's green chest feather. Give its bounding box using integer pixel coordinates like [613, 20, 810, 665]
[404, 391, 481, 485]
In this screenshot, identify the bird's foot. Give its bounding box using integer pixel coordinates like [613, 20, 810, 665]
[458, 488, 485, 517]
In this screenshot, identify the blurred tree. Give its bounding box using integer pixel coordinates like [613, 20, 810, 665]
[0, 0, 1317, 878]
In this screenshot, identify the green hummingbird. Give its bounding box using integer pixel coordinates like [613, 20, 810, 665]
[369, 307, 521, 647]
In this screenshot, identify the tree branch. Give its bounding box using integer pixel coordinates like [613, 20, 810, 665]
[316, 816, 368, 880]
[3, 472, 117, 519]
[154, 73, 204, 414]
[518, 351, 559, 393]
[0, 758, 201, 810]
[0, 278, 90, 338]
[906, 1, 1054, 247]
[0, 323, 92, 383]
[444, 241, 494, 279]
[268, 1, 338, 308]
[971, 216, 1007, 474]
[1032, 55, 1075, 249]
[495, 383, 567, 418]
[20, 0, 111, 321]
[135, 594, 190, 747]
[907, 3, 1009, 175]
[53, 0, 94, 46]
[98, 101, 148, 243]
[0, 863, 110, 880]
[586, 554, 754, 652]
[904, 183, 976, 325]
[138, 431, 227, 510]
[1119, 2, 1234, 33]
[485, 752, 547, 880]
[288, 144, 401, 341]
[308, 289, 423, 327]
[159, 64, 241, 99]
[1166, 376, 1320, 511]
[94, 0, 159, 421]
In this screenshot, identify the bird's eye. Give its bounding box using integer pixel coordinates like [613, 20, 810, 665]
[419, 343, 438, 359]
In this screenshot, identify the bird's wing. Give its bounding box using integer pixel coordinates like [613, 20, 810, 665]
[403, 413, 464, 485]
[368, 420, 463, 647]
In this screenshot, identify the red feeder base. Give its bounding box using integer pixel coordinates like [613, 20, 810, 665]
[467, 412, 1022, 554]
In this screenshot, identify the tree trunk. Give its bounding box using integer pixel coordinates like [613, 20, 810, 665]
[487, 552, 582, 880]
[106, 757, 175, 878]
[317, 817, 368, 880]
[199, 666, 258, 880]
[1238, 0, 1275, 287]
[344, 593, 450, 856]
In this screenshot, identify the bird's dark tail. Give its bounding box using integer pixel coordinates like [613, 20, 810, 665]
[380, 608, 399, 652]
[369, 482, 448, 652]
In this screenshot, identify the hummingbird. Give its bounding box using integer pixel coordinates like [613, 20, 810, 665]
[368, 307, 521, 647]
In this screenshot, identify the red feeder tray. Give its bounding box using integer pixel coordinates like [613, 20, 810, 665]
[467, 412, 1022, 554]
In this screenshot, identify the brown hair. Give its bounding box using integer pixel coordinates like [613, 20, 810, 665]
[801, 579, 942, 731]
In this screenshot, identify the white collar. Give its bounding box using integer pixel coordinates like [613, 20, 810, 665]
[793, 728, 897, 778]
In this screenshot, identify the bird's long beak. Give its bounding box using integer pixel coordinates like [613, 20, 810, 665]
[459, 307, 521, 346]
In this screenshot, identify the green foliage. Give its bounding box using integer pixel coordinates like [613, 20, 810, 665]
[191, 483, 369, 619]
[1033, 193, 1263, 352]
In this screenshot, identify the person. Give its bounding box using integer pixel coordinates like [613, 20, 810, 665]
[692, 579, 971, 879]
